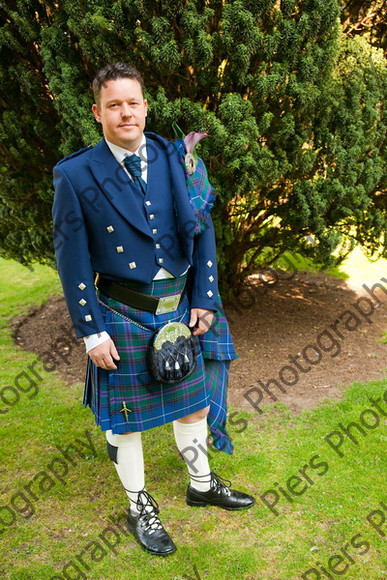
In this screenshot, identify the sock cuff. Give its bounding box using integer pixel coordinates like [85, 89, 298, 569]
[173, 417, 208, 435]
[105, 429, 142, 447]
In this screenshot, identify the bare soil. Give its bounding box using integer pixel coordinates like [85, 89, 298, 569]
[10, 270, 387, 415]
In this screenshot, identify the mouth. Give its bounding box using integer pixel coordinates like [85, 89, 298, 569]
[119, 123, 137, 128]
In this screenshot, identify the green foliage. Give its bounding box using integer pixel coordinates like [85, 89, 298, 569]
[0, 0, 386, 293]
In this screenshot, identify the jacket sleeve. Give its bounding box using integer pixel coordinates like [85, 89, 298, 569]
[52, 165, 106, 338]
[189, 214, 220, 312]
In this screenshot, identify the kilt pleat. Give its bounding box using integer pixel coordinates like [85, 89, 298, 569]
[205, 360, 234, 454]
[83, 275, 236, 454]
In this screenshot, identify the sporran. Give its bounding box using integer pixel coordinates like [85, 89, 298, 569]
[147, 322, 199, 384]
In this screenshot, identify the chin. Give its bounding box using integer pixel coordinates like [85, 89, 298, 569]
[120, 129, 140, 139]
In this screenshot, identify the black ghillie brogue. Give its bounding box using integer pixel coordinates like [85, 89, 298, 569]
[186, 472, 255, 510]
[126, 490, 176, 556]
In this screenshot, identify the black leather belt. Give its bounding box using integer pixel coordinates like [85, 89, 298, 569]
[96, 276, 185, 315]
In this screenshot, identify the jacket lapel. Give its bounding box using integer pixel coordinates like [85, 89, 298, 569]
[88, 139, 151, 237]
[145, 135, 157, 195]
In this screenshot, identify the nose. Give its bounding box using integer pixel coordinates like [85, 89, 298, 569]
[121, 103, 132, 118]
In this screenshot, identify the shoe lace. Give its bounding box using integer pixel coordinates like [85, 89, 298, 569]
[136, 490, 163, 535]
[209, 472, 232, 496]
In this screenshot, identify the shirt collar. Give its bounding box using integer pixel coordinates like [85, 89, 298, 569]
[105, 133, 147, 166]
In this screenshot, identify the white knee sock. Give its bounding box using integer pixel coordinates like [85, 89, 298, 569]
[105, 430, 148, 515]
[173, 418, 212, 492]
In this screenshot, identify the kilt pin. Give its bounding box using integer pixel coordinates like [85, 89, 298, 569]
[53, 132, 237, 454]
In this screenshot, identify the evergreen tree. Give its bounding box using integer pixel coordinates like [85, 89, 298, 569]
[0, 0, 386, 293]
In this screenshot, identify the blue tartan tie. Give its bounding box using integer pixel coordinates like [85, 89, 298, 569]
[123, 154, 147, 195]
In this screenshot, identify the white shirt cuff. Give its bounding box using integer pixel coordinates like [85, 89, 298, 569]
[83, 331, 110, 353]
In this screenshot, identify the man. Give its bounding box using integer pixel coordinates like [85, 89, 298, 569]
[52, 62, 255, 557]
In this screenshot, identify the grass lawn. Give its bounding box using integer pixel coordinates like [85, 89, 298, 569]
[0, 257, 386, 580]
[274, 244, 387, 287]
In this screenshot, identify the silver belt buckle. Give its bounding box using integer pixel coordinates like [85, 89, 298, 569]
[155, 292, 182, 315]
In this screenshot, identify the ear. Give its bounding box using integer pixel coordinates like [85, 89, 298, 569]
[92, 103, 101, 123]
[144, 99, 148, 117]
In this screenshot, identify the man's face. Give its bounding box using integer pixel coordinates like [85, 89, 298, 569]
[92, 78, 148, 151]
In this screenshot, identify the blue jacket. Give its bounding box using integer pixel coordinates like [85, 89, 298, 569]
[52, 133, 219, 338]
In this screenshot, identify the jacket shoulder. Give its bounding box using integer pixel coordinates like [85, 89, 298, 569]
[145, 132, 175, 151]
[55, 145, 93, 168]
[145, 132, 181, 168]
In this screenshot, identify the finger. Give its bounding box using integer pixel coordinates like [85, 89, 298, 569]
[101, 355, 117, 370]
[110, 341, 120, 361]
[199, 312, 214, 331]
[105, 358, 118, 370]
[90, 353, 117, 370]
[189, 310, 198, 328]
[192, 318, 206, 335]
[194, 323, 206, 336]
[193, 312, 214, 335]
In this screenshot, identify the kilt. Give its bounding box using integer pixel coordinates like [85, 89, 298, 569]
[83, 275, 237, 453]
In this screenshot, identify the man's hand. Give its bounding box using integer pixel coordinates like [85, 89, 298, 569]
[189, 308, 215, 336]
[88, 338, 120, 370]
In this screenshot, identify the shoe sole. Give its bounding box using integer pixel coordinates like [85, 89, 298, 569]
[139, 544, 177, 557]
[127, 522, 177, 556]
[186, 498, 255, 510]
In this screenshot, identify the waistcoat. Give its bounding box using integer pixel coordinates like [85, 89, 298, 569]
[143, 138, 189, 278]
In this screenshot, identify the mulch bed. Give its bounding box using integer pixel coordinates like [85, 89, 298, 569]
[10, 271, 387, 415]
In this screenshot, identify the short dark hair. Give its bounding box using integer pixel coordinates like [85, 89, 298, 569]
[92, 62, 145, 103]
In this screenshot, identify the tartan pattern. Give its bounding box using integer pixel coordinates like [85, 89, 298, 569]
[206, 360, 234, 454]
[173, 139, 215, 234]
[83, 276, 236, 453]
[198, 293, 238, 361]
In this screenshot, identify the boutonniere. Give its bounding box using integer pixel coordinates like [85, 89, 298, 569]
[172, 123, 208, 174]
